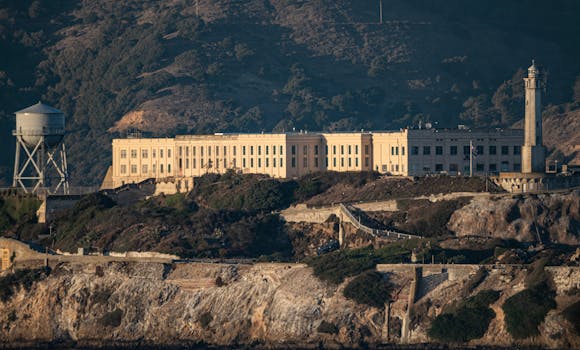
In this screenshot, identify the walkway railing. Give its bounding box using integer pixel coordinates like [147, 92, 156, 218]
[338, 203, 419, 240]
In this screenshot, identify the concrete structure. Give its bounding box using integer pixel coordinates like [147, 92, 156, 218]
[522, 60, 546, 173]
[12, 102, 69, 194]
[103, 128, 524, 189]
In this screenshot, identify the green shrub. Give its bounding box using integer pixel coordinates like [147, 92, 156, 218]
[99, 308, 123, 328]
[317, 320, 338, 334]
[0, 267, 51, 302]
[343, 271, 392, 308]
[306, 246, 377, 284]
[502, 284, 556, 339]
[199, 312, 213, 328]
[428, 289, 499, 342]
[563, 301, 580, 334]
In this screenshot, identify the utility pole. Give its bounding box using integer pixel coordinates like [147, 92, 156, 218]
[379, 0, 383, 24]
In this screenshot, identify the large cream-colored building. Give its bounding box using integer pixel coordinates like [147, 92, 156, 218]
[102, 128, 524, 189]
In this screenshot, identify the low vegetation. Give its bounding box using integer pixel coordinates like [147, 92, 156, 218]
[317, 320, 339, 334]
[563, 301, 580, 334]
[99, 308, 124, 328]
[428, 290, 500, 342]
[0, 193, 41, 233]
[0, 267, 51, 302]
[343, 271, 392, 308]
[502, 283, 556, 339]
[306, 241, 417, 284]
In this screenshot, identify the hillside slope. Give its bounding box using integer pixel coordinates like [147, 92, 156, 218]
[1, 1, 579, 185]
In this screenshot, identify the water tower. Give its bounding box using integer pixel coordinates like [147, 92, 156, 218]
[12, 102, 69, 194]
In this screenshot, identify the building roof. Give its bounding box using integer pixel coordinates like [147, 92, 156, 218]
[15, 101, 63, 114]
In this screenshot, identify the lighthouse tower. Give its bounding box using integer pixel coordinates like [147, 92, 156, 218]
[521, 60, 546, 173]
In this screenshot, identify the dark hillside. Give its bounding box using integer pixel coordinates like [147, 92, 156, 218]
[1, 0, 579, 185]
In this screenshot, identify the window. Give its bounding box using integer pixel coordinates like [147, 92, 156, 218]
[153, 164, 157, 173]
[348, 145, 352, 155]
[476, 145, 484, 155]
[355, 158, 359, 167]
[291, 145, 296, 155]
[186, 147, 189, 157]
[250, 146, 253, 155]
[449, 164, 458, 172]
[501, 146, 509, 155]
[423, 146, 431, 155]
[233, 159, 236, 168]
[208, 147, 211, 157]
[186, 159, 189, 169]
[402, 147, 405, 155]
[489, 146, 497, 155]
[476, 163, 485, 172]
[223, 146, 226, 156]
[411, 146, 419, 155]
[250, 158, 254, 167]
[450, 146, 457, 155]
[435, 164, 443, 172]
[167, 164, 171, 173]
[131, 164, 137, 173]
[314, 145, 319, 155]
[333, 145, 337, 155]
[266, 158, 269, 167]
[341, 145, 344, 155]
[243, 158, 246, 168]
[193, 159, 196, 169]
[435, 146, 443, 155]
[242, 146, 246, 156]
[395, 147, 399, 155]
[233, 146, 236, 156]
[120, 149, 127, 159]
[192, 147, 196, 156]
[160, 149, 164, 158]
[266, 146, 269, 155]
[356, 145, 359, 154]
[273, 145, 276, 155]
[333, 158, 337, 167]
[341, 158, 344, 167]
[513, 146, 521, 155]
[216, 146, 219, 156]
[391, 147, 395, 156]
[258, 146, 261, 155]
[179, 147, 182, 157]
[365, 157, 369, 167]
[142, 165, 148, 174]
[153, 149, 157, 158]
[314, 158, 319, 167]
[141, 150, 148, 159]
[303, 145, 308, 155]
[120, 164, 127, 174]
[280, 145, 283, 155]
[303, 158, 307, 167]
[501, 161, 509, 171]
[279, 158, 283, 167]
[131, 149, 137, 158]
[348, 158, 352, 167]
[273, 158, 276, 167]
[291, 158, 296, 168]
[463, 146, 470, 156]
[489, 164, 497, 172]
[167, 149, 172, 158]
[258, 158, 261, 167]
[365, 145, 369, 155]
[514, 163, 521, 172]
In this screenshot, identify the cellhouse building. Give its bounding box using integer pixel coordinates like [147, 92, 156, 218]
[103, 62, 566, 192]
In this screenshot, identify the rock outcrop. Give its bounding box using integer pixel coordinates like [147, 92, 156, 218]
[0, 261, 578, 348]
[448, 190, 580, 244]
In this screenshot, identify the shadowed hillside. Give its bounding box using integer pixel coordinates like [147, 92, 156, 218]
[1, 0, 579, 185]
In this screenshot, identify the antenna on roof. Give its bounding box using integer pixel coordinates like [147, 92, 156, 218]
[379, 0, 383, 24]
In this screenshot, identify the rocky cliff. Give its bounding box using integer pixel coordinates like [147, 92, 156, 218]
[0, 261, 578, 348]
[448, 190, 580, 245]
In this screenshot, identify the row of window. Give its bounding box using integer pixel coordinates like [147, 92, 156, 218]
[120, 148, 172, 159]
[120, 163, 172, 175]
[417, 161, 521, 173]
[410, 145, 521, 156]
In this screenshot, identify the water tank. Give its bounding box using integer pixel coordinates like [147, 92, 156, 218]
[14, 102, 65, 148]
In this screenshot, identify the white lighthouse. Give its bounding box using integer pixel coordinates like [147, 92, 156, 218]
[521, 60, 546, 173]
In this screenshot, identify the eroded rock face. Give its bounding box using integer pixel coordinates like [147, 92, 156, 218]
[448, 191, 580, 244]
[0, 262, 578, 349]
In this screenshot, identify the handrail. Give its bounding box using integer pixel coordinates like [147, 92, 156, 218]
[338, 203, 419, 240]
